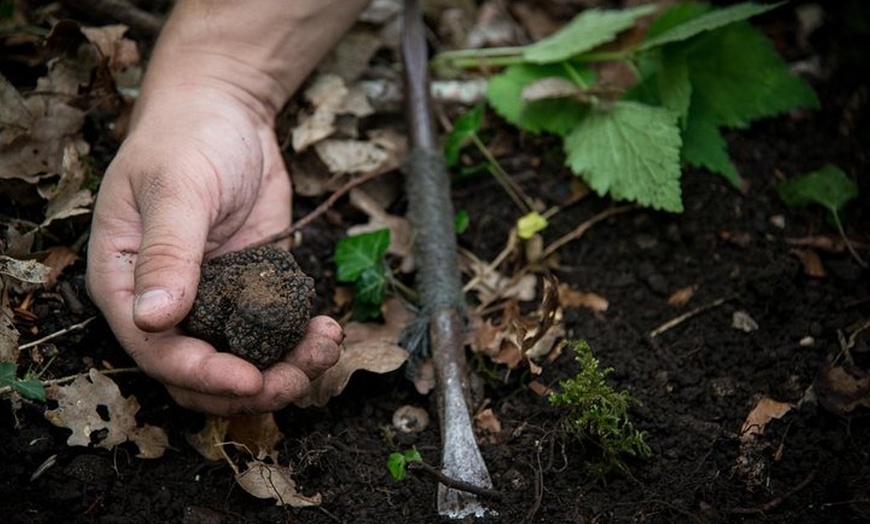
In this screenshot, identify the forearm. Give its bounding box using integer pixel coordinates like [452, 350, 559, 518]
[135, 0, 371, 121]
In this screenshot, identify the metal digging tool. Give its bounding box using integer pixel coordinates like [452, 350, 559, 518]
[401, 0, 494, 518]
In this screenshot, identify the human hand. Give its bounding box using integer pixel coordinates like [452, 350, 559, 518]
[86, 85, 342, 415]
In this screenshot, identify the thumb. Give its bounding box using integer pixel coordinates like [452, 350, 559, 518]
[133, 181, 211, 332]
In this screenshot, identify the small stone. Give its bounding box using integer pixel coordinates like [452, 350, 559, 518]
[182, 245, 315, 369]
[731, 310, 759, 333]
[392, 405, 430, 433]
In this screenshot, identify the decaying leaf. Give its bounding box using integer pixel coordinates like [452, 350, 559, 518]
[0, 255, 51, 284]
[79, 24, 141, 86]
[315, 138, 389, 175]
[40, 144, 94, 226]
[40, 246, 80, 288]
[789, 248, 825, 278]
[667, 285, 698, 307]
[813, 362, 870, 415]
[471, 277, 565, 372]
[292, 74, 374, 152]
[44, 369, 169, 458]
[295, 298, 411, 407]
[236, 460, 322, 507]
[186, 415, 230, 461]
[346, 187, 414, 272]
[187, 413, 285, 462]
[0, 302, 19, 363]
[0, 72, 33, 145]
[558, 283, 609, 312]
[464, 259, 537, 305]
[740, 396, 793, 441]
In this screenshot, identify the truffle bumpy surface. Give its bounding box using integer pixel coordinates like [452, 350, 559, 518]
[182, 245, 315, 369]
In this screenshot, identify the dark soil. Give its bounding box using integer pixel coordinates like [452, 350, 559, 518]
[2, 2, 870, 523]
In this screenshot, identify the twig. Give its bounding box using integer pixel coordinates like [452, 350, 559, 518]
[729, 470, 816, 514]
[407, 461, 504, 501]
[648, 295, 738, 339]
[19, 316, 97, 351]
[540, 204, 636, 261]
[256, 160, 399, 247]
[0, 367, 140, 397]
[521, 442, 544, 524]
[62, 0, 164, 37]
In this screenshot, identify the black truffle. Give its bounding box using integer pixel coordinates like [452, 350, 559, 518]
[182, 245, 314, 369]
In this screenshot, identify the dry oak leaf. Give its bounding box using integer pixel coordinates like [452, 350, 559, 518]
[45, 369, 169, 458]
[294, 298, 411, 407]
[236, 461, 322, 507]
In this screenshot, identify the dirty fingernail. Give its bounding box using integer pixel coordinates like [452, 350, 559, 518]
[134, 288, 173, 318]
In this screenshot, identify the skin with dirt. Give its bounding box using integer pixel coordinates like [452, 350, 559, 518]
[182, 245, 314, 369]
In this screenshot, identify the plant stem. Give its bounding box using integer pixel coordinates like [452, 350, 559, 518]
[471, 134, 533, 213]
[832, 211, 868, 268]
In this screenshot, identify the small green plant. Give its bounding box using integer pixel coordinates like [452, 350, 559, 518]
[0, 361, 46, 401]
[549, 340, 650, 475]
[435, 2, 818, 212]
[335, 228, 392, 320]
[778, 163, 865, 266]
[386, 448, 422, 481]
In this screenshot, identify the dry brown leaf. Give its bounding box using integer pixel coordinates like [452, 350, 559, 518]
[292, 74, 347, 152]
[227, 413, 284, 460]
[0, 302, 19, 363]
[39, 144, 93, 226]
[785, 235, 848, 253]
[40, 246, 79, 288]
[466, 0, 526, 48]
[813, 363, 870, 415]
[0, 255, 50, 284]
[527, 380, 552, 397]
[45, 369, 169, 458]
[79, 25, 141, 85]
[789, 249, 825, 278]
[295, 298, 411, 407]
[667, 285, 697, 307]
[0, 72, 33, 145]
[474, 407, 502, 435]
[186, 415, 230, 461]
[740, 396, 793, 441]
[318, 29, 384, 83]
[466, 259, 536, 304]
[315, 138, 389, 174]
[558, 283, 609, 312]
[235, 461, 322, 507]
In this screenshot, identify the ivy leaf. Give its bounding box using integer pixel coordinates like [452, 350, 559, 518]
[335, 229, 391, 282]
[353, 265, 387, 320]
[564, 101, 683, 212]
[487, 62, 592, 136]
[444, 104, 484, 167]
[777, 164, 858, 218]
[523, 5, 657, 63]
[680, 23, 818, 129]
[640, 1, 784, 50]
[14, 378, 45, 402]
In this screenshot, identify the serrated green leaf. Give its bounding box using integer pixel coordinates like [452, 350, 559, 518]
[444, 105, 484, 167]
[517, 211, 548, 239]
[640, 2, 784, 50]
[13, 379, 45, 402]
[681, 99, 740, 186]
[524, 5, 658, 63]
[487, 63, 592, 135]
[777, 164, 858, 215]
[681, 23, 818, 129]
[645, 2, 713, 41]
[0, 361, 16, 387]
[564, 101, 683, 212]
[657, 52, 692, 126]
[335, 229, 391, 282]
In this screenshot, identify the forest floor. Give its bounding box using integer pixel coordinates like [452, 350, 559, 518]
[1, 1, 869, 523]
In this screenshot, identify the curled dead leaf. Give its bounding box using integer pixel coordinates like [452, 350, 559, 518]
[740, 396, 793, 441]
[789, 248, 825, 278]
[667, 285, 698, 307]
[236, 461, 322, 507]
[0, 255, 51, 284]
[558, 283, 609, 312]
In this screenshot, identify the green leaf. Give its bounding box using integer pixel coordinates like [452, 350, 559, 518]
[680, 23, 819, 129]
[454, 209, 470, 234]
[640, 2, 784, 50]
[353, 265, 387, 320]
[644, 2, 713, 41]
[564, 101, 683, 212]
[444, 105, 484, 167]
[524, 5, 658, 63]
[487, 63, 592, 136]
[13, 379, 45, 402]
[656, 52, 692, 126]
[335, 229, 391, 282]
[681, 99, 740, 186]
[777, 164, 858, 216]
[387, 452, 408, 481]
[0, 361, 16, 387]
[517, 211, 548, 239]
